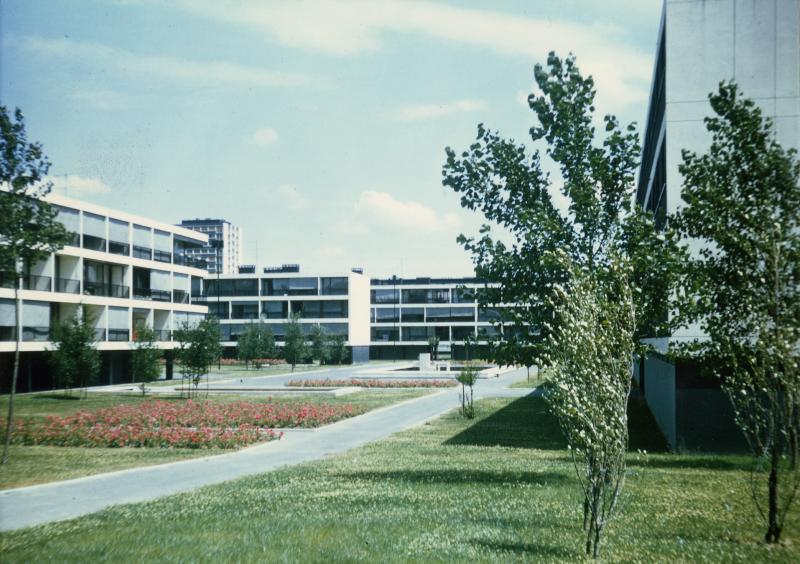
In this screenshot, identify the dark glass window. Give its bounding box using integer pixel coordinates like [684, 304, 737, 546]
[320, 277, 348, 295]
[478, 308, 502, 322]
[451, 326, 475, 341]
[231, 301, 259, 320]
[264, 277, 318, 296]
[452, 288, 476, 303]
[401, 307, 424, 322]
[425, 307, 450, 322]
[450, 307, 475, 322]
[371, 327, 399, 342]
[401, 326, 430, 342]
[207, 301, 229, 319]
[374, 307, 399, 323]
[262, 301, 288, 319]
[371, 289, 399, 304]
[291, 300, 347, 318]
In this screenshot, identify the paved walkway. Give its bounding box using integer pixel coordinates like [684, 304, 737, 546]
[0, 368, 536, 532]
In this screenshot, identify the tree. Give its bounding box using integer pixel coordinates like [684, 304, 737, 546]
[239, 322, 277, 369]
[456, 362, 479, 419]
[309, 324, 329, 365]
[283, 313, 307, 372]
[543, 258, 636, 558]
[131, 325, 161, 395]
[442, 53, 683, 558]
[48, 309, 101, 398]
[674, 81, 800, 544]
[175, 317, 222, 398]
[237, 322, 259, 369]
[427, 335, 440, 361]
[1, 106, 71, 464]
[327, 334, 347, 365]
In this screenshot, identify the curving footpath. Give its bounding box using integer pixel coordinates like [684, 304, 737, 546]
[0, 367, 536, 532]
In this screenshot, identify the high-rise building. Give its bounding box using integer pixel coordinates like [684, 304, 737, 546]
[636, 0, 800, 451]
[178, 219, 243, 275]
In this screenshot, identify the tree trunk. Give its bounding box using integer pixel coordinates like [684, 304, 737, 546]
[2, 276, 22, 464]
[765, 437, 782, 543]
[593, 522, 603, 559]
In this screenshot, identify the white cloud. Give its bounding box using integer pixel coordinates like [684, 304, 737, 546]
[388, 99, 487, 122]
[250, 127, 279, 147]
[177, 0, 651, 111]
[12, 36, 323, 89]
[351, 190, 460, 234]
[47, 175, 112, 196]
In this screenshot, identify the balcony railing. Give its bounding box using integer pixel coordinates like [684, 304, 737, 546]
[132, 246, 152, 260]
[23, 326, 51, 341]
[84, 281, 130, 298]
[154, 329, 171, 341]
[133, 288, 171, 302]
[56, 277, 80, 294]
[0, 327, 16, 341]
[108, 328, 130, 341]
[172, 289, 190, 304]
[154, 250, 172, 263]
[82, 235, 106, 252]
[22, 274, 52, 292]
[108, 240, 130, 256]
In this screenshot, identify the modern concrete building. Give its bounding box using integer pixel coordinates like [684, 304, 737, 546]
[178, 218, 243, 275]
[636, 0, 800, 451]
[369, 276, 507, 360]
[0, 194, 209, 392]
[198, 265, 371, 362]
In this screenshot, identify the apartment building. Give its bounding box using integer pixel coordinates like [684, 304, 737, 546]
[178, 219, 242, 275]
[198, 265, 371, 362]
[369, 276, 508, 360]
[0, 194, 209, 391]
[635, 0, 800, 451]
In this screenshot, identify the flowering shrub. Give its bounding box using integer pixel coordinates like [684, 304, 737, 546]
[287, 379, 457, 389]
[3, 399, 362, 449]
[219, 358, 283, 367]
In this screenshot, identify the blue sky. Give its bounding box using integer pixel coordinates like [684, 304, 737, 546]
[1, 0, 662, 277]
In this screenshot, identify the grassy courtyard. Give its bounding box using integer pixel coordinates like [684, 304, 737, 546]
[2, 395, 797, 562]
[0, 389, 430, 489]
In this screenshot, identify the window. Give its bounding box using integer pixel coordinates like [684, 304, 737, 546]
[478, 308, 502, 322]
[371, 289, 399, 304]
[425, 307, 450, 322]
[150, 270, 171, 302]
[109, 219, 129, 255]
[262, 301, 287, 319]
[133, 225, 152, 260]
[82, 212, 106, 251]
[371, 327, 398, 342]
[231, 301, 259, 320]
[54, 205, 80, 246]
[401, 307, 424, 322]
[452, 288, 476, 303]
[207, 301, 229, 319]
[264, 277, 318, 296]
[401, 289, 426, 304]
[153, 230, 172, 263]
[0, 299, 15, 341]
[374, 307, 399, 323]
[320, 277, 348, 295]
[451, 326, 475, 341]
[401, 326, 430, 342]
[22, 300, 52, 341]
[450, 307, 475, 323]
[108, 307, 129, 341]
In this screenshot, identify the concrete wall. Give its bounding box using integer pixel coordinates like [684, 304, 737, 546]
[643, 355, 677, 449]
[347, 272, 371, 347]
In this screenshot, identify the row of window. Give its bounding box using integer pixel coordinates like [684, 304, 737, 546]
[370, 325, 505, 342]
[370, 288, 477, 305]
[206, 300, 349, 320]
[204, 277, 349, 297]
[371, 306, 504, 323]
[219, 322, 348, 342]
[54, 205, 205, 267]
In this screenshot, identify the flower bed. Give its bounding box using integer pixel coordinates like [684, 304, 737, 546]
[287, 378, 457, 389]
[4, 399, 363, 449]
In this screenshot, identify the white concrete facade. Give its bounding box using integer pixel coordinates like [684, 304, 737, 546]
[0, 193, 209, 353]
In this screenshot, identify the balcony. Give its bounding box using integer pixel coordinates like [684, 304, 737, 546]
[22, 326, 51, 341]
[154, 250, 172, 263]
[108, 328, 130, 341]
[133, 288, 171, 302]
[172, 289, 190, 304]
[154, 329, 171, 341]
[84, 281, 130, 299]
[93, 328, 106, 341]
[22, 274, 52, 292]
[55, 277, 81, 294]
[132, 246, 152, 260]
[108, 240, 130, 256]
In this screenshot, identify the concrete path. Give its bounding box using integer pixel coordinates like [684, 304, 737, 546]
[0, 368, 536, 532]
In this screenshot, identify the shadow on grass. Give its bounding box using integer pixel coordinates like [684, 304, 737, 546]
[445, 395, 670, 453]
[627, 455, 751, 472]
[339, 469, 569, 486]
[30, 394, 82, 401]
[470, 539, 574, 559]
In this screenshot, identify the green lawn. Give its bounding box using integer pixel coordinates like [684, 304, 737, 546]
[3, 395, 797, 562]
[0, 389, 430, 489]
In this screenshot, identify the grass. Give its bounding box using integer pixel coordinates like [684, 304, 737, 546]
[147, 363, 322, 386]
[0, 389, 430, 489]
[3, 395, 797, 562]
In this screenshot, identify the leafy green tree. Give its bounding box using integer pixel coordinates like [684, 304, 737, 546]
[283, 313, 308, 372]
[237, 323, 259, 369]
[1, 106, 71, 464]
[255, 324, 276, 368]
[427, 335, 440, 361]
[327, 334, 347, 365]
[442, 52, 683, 558]
[456, 362, 479, 419]
[309, 324, 329, 365]
[131, 325, 161, 395]
[175, 317, 222, 397]
[48, 309, 101, 398]
[674, 82, 800, 544]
